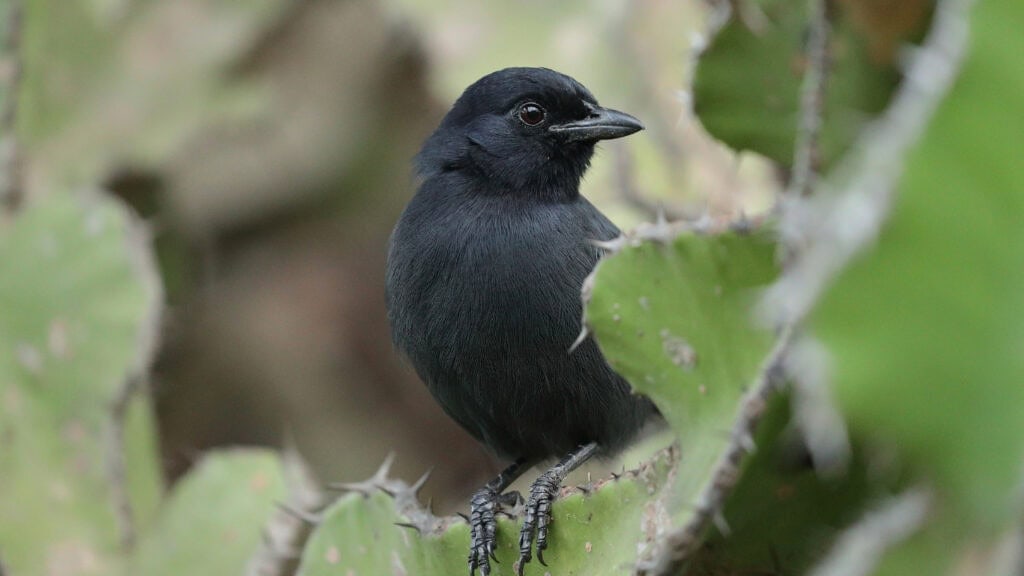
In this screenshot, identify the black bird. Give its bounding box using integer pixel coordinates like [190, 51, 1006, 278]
[386, 67, 656, 575]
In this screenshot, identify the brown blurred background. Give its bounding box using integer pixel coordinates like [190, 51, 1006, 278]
[31, 0, 778, 512]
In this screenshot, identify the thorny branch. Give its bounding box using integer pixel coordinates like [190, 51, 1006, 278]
[785, 0, 831, 200]
[767, 0, 975, 326]
[757, 1, 972, 575]
[0, 0, 23, 213]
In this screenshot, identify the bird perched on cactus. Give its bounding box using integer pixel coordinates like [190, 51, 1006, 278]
[386, 67, 655, 575]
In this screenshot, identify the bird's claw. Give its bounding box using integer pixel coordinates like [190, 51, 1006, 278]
[468, 486, 520, 575]
[468, 486, 498, 576]
[517, 470, 561, 575]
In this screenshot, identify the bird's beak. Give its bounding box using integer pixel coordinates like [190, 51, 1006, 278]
[549, 103, 644, 142]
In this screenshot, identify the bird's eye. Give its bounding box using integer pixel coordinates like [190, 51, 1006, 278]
[517, 103, 546, 126]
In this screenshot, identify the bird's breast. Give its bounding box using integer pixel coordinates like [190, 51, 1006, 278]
[388, 192, 597, 369]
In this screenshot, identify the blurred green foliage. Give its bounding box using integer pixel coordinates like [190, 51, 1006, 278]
[816, 0, 1024, 525]
[694, 0, 931, 168]
[812, 0, 1024, 570]
[1, 0, 1022, 575]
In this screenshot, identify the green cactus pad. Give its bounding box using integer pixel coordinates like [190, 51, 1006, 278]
[297, 449, 675, 576]
[693, 0, 931, 168]
[0, 192, 162, 574]
[585, 227, 779, 521]
[126, 449, 288, 576]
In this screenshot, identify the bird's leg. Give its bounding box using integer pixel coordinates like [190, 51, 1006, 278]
[469, 457, 530, 576]
[517, 442, 599, 575]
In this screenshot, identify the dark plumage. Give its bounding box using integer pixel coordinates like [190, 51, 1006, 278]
[385, 67, 656, 575]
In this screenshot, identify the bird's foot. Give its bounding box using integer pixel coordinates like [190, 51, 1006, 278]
[468, 485, 520, 576]
[516, 469, 561, 575]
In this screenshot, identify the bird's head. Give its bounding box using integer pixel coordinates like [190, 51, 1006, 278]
[416, 67, 644, 200]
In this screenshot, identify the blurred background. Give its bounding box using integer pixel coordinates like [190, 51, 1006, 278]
[16, 0, 778, 512]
